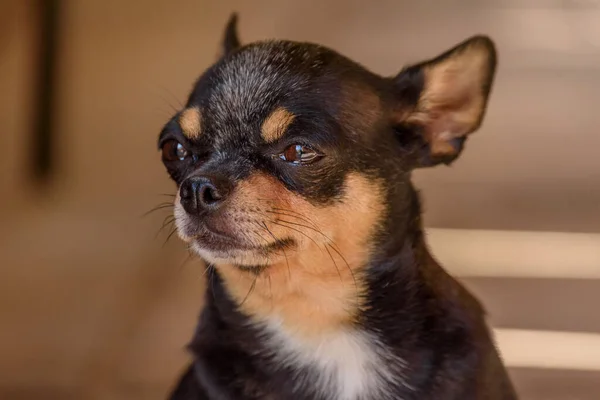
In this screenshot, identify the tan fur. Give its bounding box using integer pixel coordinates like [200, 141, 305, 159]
[260, 107, 295, 143]
[179, 107, 202, 139]
[214, 172, 386, 339]
[405, 40, 492, 156]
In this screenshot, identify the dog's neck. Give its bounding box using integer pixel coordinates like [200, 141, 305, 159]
[194, 192, 438, 399]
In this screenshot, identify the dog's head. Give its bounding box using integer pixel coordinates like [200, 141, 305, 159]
[158, 15, 496, 278]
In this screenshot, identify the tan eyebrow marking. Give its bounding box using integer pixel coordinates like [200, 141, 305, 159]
[179, 106, 202, 139]
[261, 107, 296, 143]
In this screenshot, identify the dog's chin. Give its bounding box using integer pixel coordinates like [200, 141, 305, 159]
[190, 240, 295, 267]
[190, 243, 269, 267]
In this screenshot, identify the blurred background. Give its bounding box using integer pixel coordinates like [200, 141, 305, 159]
[1, 0, 599, 399]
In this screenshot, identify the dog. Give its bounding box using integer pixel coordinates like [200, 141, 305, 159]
[158, 14, 517, 400]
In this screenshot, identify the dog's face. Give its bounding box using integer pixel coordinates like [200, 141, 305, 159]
[158, 16, 495, 304]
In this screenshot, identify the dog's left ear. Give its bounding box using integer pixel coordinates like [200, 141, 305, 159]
[218, 13, 241, 59]
[392, 36, 497, 166]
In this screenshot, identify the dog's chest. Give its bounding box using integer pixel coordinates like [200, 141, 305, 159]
[262, 321, 407, 400]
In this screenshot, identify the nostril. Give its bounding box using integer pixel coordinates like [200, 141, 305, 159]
[201, 184, 222, 205]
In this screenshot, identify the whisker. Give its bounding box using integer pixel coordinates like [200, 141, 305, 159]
[259, 204, 317, 223]
[325, 243, 344, 283]
[327, 243, 358, 291]
[155, 215, 175, 239]
[269, 220, 322, 251]
[258, 206, 349, 265]
[269, 219, 354, 293]
[265, 212, 354, 290]
[201, 263, 212, 278]
[178, 251, 196, 272]
[261, 221, 291, 280]
[236, 205, 356, 306]
[268, 213, 347, 285]
[270, 218, 322, 235]
[273, 215, 346, 257]
[250, 227, 272, 247]
[269, 217, 342, 252]
[159, 85, 184, 109]
[251, 226, 284, 257]
[240, 274, 258, 307]
[142, 203, 174, 218]
[250, 226, 275, 266]
[158, 93, 179, 113]
[265, 209, 318, 229]
[163, 227, 178, 247]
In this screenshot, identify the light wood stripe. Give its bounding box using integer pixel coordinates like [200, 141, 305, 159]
[427, 228, 600, 279]
[495, 328, 600, 371]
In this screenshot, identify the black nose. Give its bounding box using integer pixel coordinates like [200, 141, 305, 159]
[179, 175, 232, 215]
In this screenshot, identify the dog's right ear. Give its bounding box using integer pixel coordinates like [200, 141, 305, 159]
[217, 13, 241, 59]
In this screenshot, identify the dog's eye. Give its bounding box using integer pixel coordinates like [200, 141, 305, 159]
[162, 140, 189, 162]
[279, 144, 322, 165]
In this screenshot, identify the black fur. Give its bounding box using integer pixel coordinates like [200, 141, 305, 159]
[158, 14, 517, 400]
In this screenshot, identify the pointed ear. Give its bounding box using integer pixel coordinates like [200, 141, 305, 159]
[392, 36, 497, 167]
[218, 13, 241, 59]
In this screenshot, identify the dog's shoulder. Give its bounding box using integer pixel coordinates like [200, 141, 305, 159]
[168, 364, 209, 400]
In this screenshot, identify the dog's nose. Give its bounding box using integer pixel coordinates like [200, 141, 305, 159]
[179, 175, 232, 215]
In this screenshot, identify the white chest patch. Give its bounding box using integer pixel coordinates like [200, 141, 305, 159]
[263, 320, 407, 400]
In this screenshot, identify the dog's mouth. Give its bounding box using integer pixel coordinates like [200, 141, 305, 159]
[193, 225, 295, 254]
[180, 216, 297, 266]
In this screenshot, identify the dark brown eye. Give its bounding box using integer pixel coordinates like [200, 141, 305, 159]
[161, 140, 189, 162]
[279, 144, 322, 165]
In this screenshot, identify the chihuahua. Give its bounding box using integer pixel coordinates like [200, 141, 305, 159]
[159, 14, 517, 400]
